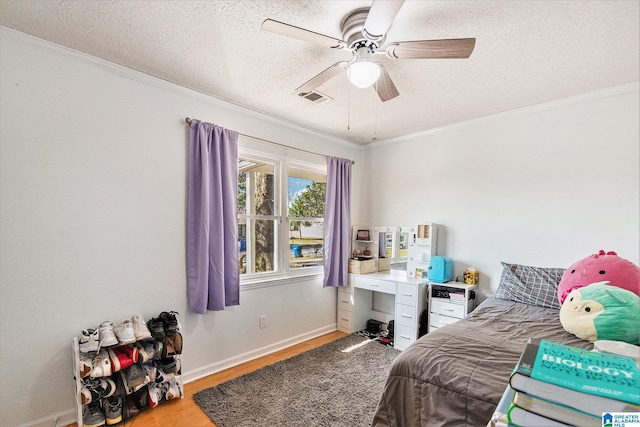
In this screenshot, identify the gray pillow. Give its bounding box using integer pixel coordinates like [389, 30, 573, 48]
[495, 262, 565, 309]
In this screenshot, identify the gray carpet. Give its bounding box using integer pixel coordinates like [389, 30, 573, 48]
[193, 334, 400, 427]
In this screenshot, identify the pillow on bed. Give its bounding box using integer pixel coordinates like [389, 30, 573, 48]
[495, 262, 565, 309]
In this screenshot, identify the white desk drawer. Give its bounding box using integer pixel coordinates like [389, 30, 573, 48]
[337, 309, 352, 331]
[396, 303, 416, 327]
[394, 324, 416, 350]
[396, 283, 417, 306]
[430, 312, 460, 329]
[430, 298, 465, 319]
[354, 276, 396, 294]
[338, 291, 353, 312]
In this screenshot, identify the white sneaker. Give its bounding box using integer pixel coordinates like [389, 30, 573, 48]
[131, 314, 152, 340]
[114, 320, 136, 345]
[79, 328, 99, 353]
[79, 352, 95, 379]
[98, 321, 119, 348]
[148, 382, 169, 408]
[90, 349, 112, 378]
[165, 378, 182, 400]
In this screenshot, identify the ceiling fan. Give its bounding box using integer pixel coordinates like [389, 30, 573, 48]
[261, 0, 476, 102]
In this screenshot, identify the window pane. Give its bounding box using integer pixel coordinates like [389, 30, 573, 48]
[239, 218, 277, 275]
[287, 167, 326, 217]
[238, 158, 275, 216]
[289, 220, 323, 269]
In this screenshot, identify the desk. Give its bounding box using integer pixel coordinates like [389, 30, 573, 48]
[337, 272, 428, 350]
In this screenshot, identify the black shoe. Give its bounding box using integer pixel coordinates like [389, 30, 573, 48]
[159, 311, 179, 334]
[104, 396, 123, 425]
[147, 317, 165, 339]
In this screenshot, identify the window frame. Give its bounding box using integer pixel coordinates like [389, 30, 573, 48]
[238, 146, 326, 288]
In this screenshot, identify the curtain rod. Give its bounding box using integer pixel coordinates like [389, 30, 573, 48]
[185, 117, 354, 164]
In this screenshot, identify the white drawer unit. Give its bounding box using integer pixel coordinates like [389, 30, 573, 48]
[395, 303, 417, 327]
[337, 290, 353, 313]
[336, 276, 355, 334]
[338, 272, 427, 350]
[337, 309, 353, 331]
[354, 276, 396, 294]
[394, 324, 416, 350]
[428, 282, 478, 333]
[430, 298, 466, 318]
[396, 283, 418, 306]
[429, 312, 460, 329]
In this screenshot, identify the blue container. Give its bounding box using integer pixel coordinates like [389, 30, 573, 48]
[428, 256, 453, 283]
[292, 244, 302, 258]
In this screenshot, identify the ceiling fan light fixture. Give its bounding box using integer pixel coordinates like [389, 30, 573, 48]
[347, 46, 380, 88]
[347, 60, 380, 88]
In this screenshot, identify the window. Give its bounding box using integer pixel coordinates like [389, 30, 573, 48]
[238, 152, 326, 282]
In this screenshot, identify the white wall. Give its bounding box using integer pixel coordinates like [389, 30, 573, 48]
[0, 28, 362, 426]
[361, 84, 640, 294]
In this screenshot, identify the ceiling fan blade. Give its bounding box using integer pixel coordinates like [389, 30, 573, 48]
[374, 64, 399, 102]
[363, 0, 406, 42]
[295, 62, 348, 94]
[386, 38, 476, 59]
[261, 19, 346, 49]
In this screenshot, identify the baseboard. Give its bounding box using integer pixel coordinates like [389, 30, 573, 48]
[181, 324, 337, 384]
[17, 409, 76, 427]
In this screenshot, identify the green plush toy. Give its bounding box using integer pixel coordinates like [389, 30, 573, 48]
[559, 281, 640, 344]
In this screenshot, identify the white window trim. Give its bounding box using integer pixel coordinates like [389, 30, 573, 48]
[238, 146, 327, 288]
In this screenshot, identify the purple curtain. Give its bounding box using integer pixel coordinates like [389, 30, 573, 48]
[323, 156, 352, 287]
[187, 119, 240, 313]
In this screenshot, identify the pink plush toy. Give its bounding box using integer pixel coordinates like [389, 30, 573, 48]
[557, 250, 640, 305]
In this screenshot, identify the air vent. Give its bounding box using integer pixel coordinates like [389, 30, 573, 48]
[297, 90, 333, 104]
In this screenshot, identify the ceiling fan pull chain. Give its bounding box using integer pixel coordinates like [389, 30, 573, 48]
[347, 87, 351, 131]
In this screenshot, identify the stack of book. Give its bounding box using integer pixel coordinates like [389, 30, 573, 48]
[491, 339, 640, 427]
[449, 291, 466, 304]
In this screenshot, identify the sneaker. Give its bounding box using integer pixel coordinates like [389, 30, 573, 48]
[83, 403, 106, 427]
[104, 395, 123, 425]
[80, 377, 116, 404]
[143, 364, 158, 383]
[131, 385, 150, 409]
[122, 396, 140, 421]
[159, 311, 179, 334]
[125, 363, 146, 388]
[79, 328, 99, 353]
[148, 382, 168, 408]
[108, 345, 138, 372]
[114, 320, 136, 345]
[147, 317, 166, 339]
[153, 340, 164, 360]
[165, 377, 182, 400]
[98, 321, 119, 348]
[79, 352, 96, 379]
[160, 336, 176, 359]
[170, 332, 183, 354]
[158, 357, 178, 374]
[134, 342, 150, 363]
[90, 349, 112, 378]
[131, 314, 152, 340]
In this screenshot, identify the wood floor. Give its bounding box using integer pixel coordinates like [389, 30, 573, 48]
[69, 330, 347, 427]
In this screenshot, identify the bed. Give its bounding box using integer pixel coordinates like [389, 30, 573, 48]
[371, 262, 592, 427]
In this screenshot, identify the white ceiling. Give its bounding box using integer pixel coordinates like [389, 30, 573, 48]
[1, 0, 638, 145]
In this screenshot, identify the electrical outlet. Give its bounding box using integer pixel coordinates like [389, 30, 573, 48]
[259, 314, 267, 329]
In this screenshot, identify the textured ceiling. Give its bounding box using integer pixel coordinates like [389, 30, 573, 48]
[1, 0, 638, 145]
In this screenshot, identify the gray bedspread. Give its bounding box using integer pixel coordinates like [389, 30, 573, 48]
[371, 298, 591, 427]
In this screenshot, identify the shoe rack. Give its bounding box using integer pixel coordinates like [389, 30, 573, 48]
[72, 312, 183, 427]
